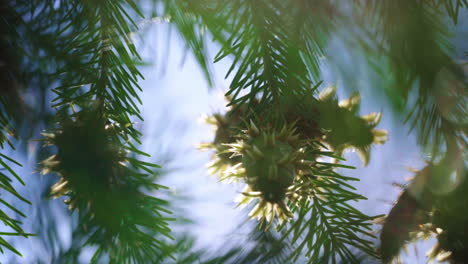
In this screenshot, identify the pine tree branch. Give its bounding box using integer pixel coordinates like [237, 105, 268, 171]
[154, 0, 215, 87]
[429, 0, 468, 24]
[281, 164, 380, 263]
[182, 0, 314, 110]
[194, 1, 383, 262]
[0, 0, 33, 256]
[284, 0, 337, 82]
[34, 0, 174, 262]
[359, 0, 467, 158]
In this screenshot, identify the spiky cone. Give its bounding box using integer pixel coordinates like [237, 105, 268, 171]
[41, 108, 172, 260]
[41, 112, 125, 211]
[430, 166, 468, 264]
[381, 153, 468, 264]
[379, 188, 429, 263]
[235, 186, 293, 225]
[199, 107, 247, 174]
[316, 86, 388, 166]
[224, 121, 311, 224]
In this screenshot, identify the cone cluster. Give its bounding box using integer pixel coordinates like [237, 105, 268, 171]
[201, 87, 388, 224]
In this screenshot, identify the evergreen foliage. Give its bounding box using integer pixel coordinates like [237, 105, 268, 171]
[0, 0, 466, 263]
[0, 0, 33, 255]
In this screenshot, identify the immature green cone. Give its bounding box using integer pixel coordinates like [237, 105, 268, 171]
[40, 108, 172, 261]
[42, 111, 144, 236]
[380, 145, 467, 264]
[380, 187, 428, 263]
[317, 86, 388, 166]
[199, 98, 252, 175]
[199, 113, 241, 175]
[41, 110, 130, 231]
[223, 121, 308, 224]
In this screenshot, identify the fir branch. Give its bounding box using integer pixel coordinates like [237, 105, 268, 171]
[203, 105, 383, 262]
[42, 106, 173, 263]
[361, 0, 467, 158]
[50, 0, 145, 142]
[35, 0, 174, 262]
[0, 0, 33, 256]
[154, 0, 215, 87]
[284, 0, 337, 82]
[429, 0, 468, 24]
[194, 2, 384, 261]
[193, 0, 313, 109]
[281, 163, 380, 264]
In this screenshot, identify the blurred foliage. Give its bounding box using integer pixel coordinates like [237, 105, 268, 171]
[380, 142, 467, 263]
[41, 107, 172, 263]
[357, 0, 467, 159]
[0, 0, 34, 256]
[3, 0, 174, 262]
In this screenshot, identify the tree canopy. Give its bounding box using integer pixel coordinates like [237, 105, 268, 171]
[0, 0, 467, 263]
